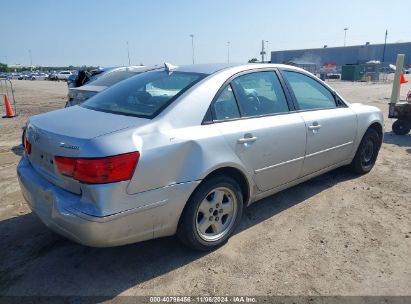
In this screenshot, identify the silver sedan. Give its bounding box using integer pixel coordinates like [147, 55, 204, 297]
[17, 63, 384, 250]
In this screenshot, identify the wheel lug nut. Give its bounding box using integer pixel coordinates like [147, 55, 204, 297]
[209, 216, 213, 221]
[209, 208, 213, 213]
[216, 204, 220, 208]
[219, 209, 223, 213]
[215, 217, 219, 221]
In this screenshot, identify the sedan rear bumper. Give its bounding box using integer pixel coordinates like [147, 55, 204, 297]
[17, 157, 199, 247]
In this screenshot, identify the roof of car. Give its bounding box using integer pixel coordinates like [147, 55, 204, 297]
[174, 63, 242, 74]
[169, 63, 295, 75]
[111, 65, 152, 72]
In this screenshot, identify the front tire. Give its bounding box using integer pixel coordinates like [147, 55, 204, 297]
[392, 120, 411, 135]
[177, 176, 243, 251]
[350, 128, 380, 174]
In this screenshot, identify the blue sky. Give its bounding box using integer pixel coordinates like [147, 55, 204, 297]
[1, 0, 409, 67]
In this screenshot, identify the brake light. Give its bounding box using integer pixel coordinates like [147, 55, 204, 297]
[55, 152, 139, 184]
[55, 157, 75, 176]
[25, 139, 32, 155]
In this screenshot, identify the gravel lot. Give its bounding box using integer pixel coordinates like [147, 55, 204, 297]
[0, 77, 410, 297]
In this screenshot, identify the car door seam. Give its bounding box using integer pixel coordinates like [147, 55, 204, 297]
[305, 141, 354, 158]
[254, 156, 305, 173]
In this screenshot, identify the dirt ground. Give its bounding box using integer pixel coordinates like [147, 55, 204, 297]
[0, 76, 410, 297]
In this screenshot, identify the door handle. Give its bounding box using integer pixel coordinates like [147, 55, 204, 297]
[237, 133, 257, 144]
[308, 122, 321, 130]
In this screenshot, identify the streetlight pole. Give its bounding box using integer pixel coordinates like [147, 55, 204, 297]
[126, 41, 131, 66]
[262, 40, 265, 63]
[227, 41, 230, 63]
[265, 40, 269, 62]
[28, 49, 32, 70]
[190, 34, 195, 64]
[382, 29, 388, 63]
[344, 28, 349, 47]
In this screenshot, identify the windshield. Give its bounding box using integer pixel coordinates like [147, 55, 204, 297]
[87, 69, 141, 86]
[81, 71, 206, 118]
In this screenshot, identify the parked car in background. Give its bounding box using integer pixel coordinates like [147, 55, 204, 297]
[18, 72, 30, 80]
[67, 68, 106, 89]
[30, 72, 49, 80]
[66, 66, 156, 106]
[18, 63, 383, 251]
[56, 70, 73, 81]
[10, 73, 22, 79]
[67, 74, 78, 87]
[47, 71, 58, 80]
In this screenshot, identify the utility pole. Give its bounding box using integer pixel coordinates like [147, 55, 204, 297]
[126, 41, 131, 66]
[344, 28, 349, 47]
[260, 40, 266, 63]
[382, 29, 388, 63]
[190, 34, 195, 64]
[227, 41, 230, 63]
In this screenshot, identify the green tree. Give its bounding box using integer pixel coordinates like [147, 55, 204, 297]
[248, 58, 258, 63]
[0, 62, 8, 72]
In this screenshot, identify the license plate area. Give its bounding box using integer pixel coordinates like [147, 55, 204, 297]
[30, 147, 56, 173]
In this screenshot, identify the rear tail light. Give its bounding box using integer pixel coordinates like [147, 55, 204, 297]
[24, 138, 32, 155]
[55, 152, 139, 184]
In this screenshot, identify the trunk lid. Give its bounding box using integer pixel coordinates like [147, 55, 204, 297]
[26, 106, 149, 193]
[29, 106, 144, 139]
[68, 85, 107, 105]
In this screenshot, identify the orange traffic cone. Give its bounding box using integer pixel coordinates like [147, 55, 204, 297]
[400, 72, 408, 84]
[3, 94, 16, 118]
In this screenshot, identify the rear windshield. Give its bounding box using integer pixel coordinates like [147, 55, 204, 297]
[88, 70, 140, 86]
[81, 71, 205, 118]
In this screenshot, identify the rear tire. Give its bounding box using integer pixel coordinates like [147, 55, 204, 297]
[350, 128, 380, 174]
[392, 120, 411, 135]
[177, 176, 243, 251]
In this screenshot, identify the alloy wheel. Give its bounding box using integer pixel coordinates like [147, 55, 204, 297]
[195, 187, 237, 242]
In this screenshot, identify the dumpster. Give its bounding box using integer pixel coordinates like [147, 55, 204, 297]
[341, 64, 364, 81]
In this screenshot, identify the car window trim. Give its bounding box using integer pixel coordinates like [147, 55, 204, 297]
[274, 69, 297, 111]
[211, 110, 301, 124]
[202, 68, 295, 124]
[278, 68, 348, 112]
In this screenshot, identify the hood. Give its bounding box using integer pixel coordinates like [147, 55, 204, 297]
[29, 106, 148, 139]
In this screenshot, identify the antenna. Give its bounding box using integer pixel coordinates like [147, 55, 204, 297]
[164, 62, 178, 73]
